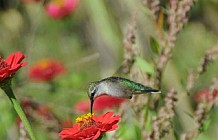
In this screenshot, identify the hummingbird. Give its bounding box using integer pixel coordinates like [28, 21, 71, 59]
[88, 76, 161, 113]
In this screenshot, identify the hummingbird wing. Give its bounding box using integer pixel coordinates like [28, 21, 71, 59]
[117, 77, 160, 94]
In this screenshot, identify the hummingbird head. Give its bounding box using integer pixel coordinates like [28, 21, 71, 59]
[88, 82, 99, 100]
[88, 82, 99, 114]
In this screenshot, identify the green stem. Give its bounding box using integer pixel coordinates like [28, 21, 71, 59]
[2, 85, 36, 140]
[48, 80, 57, 93]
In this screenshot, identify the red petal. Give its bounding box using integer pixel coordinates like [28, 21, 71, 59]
[92, 130, 101, 140]
[96, 112, 114, 123]
[28, 59, 65, 82]
[0, 67, 9, 75]
[60, 112, 120, 140]
[108, 115, 120, 124]
[0, 51, 27, 79]
[5, 51, 26, 68]
[59, 124, 80, 137]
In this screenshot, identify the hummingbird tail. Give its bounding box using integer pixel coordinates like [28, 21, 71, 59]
[150, 89, 161, 94]
[144, 88, 161, 94]
[135, 88, 161, 94]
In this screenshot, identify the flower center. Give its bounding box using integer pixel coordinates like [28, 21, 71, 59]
[75, 113, 97, 130]
[0, 57, 9, 70]
[37, 59, 51, 69]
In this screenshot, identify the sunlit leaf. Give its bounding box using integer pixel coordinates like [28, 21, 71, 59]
[199, 118, 212, 132]
[135, 56, 154, 74]
[145, 109, 155, 131]
[183, 111, 194, 119]
[150, 37, 160, 54]
[134, 121, 142, 140]
[118, 123, 136, 139]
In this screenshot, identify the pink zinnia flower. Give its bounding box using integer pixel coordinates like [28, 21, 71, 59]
[59, 112, 120, 140]
[45, 0, 78, 19]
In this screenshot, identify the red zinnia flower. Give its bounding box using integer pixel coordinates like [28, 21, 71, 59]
[0, 51, 27, 82]
[59, 112, 120, 140]
[75, 95, 124, 114]
[45, 0, 78, 19]
[28, 59, 65, 82]
[74, 100, 90, 114]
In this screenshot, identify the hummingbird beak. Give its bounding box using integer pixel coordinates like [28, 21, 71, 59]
[90, 97, 94, 114]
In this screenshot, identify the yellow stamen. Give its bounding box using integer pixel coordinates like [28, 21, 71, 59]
[75, 113, 94, 123]
[75, 113, 96, 130]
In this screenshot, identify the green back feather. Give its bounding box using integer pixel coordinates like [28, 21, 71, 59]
[120, 79, 146, 91]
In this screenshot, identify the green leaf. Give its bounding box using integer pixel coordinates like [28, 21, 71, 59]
[97, 134, 104, 140]
[134, 121, 142, 140]
[145, 109, 155, 131]
[199, 118, 212, 132]
[118, 123, 135, 139]
[150, 37, 160, 54]
[135, 56, 154, 74]
[183, 111, 194, 119]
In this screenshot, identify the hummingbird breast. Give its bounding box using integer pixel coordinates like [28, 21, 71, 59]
[99, 81, 132, 99]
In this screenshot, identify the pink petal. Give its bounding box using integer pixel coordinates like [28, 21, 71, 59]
[45, 3, 60, 18]
[45, 0, 78, 19]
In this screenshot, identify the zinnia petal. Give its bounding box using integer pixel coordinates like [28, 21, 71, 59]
[0, 51, 26, 82]
[45, 0, 78, 19]
[59, 112, 120, 140]
[5, 51, 27, 68]
[92, 130, 101, 140]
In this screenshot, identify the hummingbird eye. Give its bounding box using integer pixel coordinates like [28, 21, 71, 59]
[91, 92, 95, 97]
[90, 87, 97, 98]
